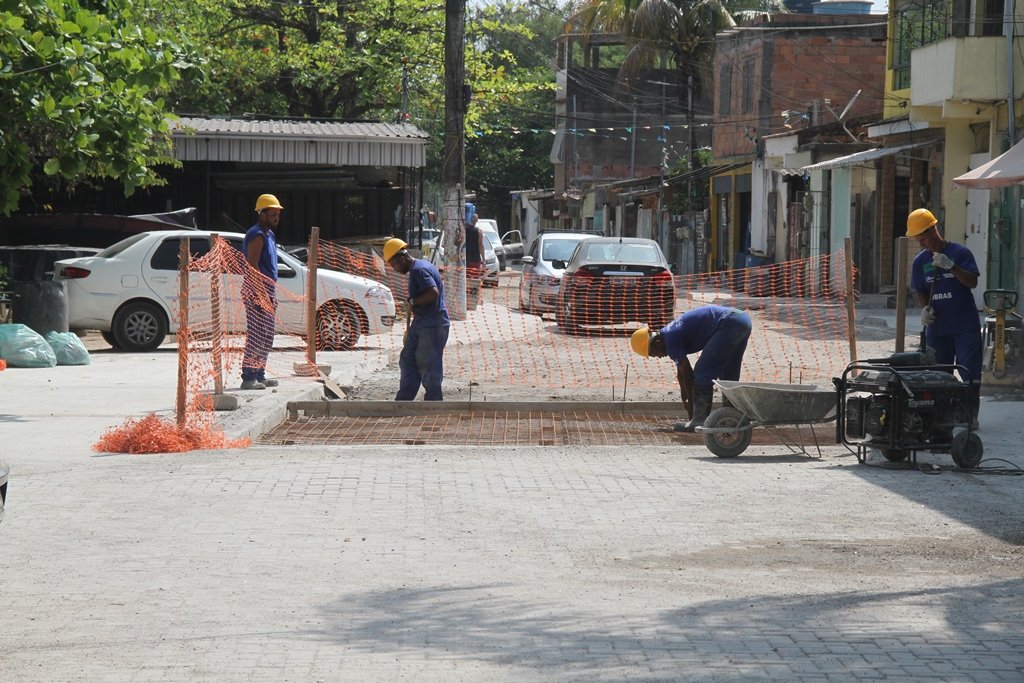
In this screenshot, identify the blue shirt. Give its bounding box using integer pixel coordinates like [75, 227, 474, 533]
[911, 241, 979, 336]
[659, 305, 736, 363]
[408, 259, 450, 328]
[243, 224, 278, 282]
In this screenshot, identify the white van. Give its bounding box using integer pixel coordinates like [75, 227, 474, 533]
[475, 219, 505, 270]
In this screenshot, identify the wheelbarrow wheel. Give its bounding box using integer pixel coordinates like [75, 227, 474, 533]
[702, 407, 752, 458]
[951, 431, 983, 469]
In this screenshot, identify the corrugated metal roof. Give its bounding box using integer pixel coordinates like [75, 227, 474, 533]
[783, 141, 932, 174]
[171, 117, 428, 168]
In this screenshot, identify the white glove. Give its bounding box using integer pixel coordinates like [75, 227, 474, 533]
[920, 305, 936, 326]
[932, 252, 954, 270]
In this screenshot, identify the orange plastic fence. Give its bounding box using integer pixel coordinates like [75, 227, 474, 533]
[95, 236, 862, 453]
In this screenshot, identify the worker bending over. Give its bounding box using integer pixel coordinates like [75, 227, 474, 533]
[631, 304, 752, 432]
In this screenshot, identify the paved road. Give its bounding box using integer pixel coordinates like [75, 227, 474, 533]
[2, 334, 1023, 681]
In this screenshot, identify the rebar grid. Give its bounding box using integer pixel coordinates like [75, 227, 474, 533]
[259, 411, 823, 448]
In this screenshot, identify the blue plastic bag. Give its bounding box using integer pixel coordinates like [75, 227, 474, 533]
[45, 331, 91, 366]
[0, 324, 57, 368]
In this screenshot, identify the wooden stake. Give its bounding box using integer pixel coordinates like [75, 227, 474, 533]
[305, 226, 320, 370]
[844, 236, 857, 362]
[176, 238, 190, 427]
[209, 233, 223, 395]
[895, 237, 909, 353]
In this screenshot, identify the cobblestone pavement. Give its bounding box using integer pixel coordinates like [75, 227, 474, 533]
[3, 440, 1023, 681]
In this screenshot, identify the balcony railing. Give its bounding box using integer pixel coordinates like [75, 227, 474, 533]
[892, 0, 1004, 90]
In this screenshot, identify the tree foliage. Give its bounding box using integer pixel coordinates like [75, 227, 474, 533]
[0, 0, 185, 215]
[462, 1, 562, 213]
[571, 0, 736, 105]
[159, 0, 446, 120]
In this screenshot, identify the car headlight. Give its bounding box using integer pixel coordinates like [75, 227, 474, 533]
[365, 285, 393, 301]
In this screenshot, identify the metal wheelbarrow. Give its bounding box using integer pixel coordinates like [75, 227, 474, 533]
[697, 380, 837, 458]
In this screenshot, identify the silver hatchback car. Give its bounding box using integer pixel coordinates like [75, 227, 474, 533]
[518, 232, 598, 315]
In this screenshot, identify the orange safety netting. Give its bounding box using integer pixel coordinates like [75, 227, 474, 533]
[95, 235, 866, 453]
[437, 249, 859, 395]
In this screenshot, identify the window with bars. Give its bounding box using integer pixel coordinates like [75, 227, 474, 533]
[719, 64, 732, 115]
[742, 57, 755, 113]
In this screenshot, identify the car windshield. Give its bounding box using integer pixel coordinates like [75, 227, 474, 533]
[541, 238, 582, 262]
[483, 231, 501, 248]
[96, 233, 150, 258]
[580, 242, 661, 265]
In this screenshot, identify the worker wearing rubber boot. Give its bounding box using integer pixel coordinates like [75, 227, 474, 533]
[907, 208, 983, 429]
[630, 305, 752, 432]
[383, 238, 451, 401]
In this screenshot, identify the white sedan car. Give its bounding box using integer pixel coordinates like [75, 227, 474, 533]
[519, 232, 598, 315]
[53, 230, 396, 352]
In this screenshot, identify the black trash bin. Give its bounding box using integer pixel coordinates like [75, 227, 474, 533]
[11, 281, 69, 336]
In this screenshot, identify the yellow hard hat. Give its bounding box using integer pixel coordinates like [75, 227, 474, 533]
[630, 326, 651, 357]
[906, 208, 937, 237]
[255, 194, 284, 212]
[383, 238, 409, 263]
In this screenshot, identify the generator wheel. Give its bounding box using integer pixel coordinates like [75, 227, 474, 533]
[951, 431, 983, 469]
[881, 448, 909, 462]
[702, 407, 752, 458]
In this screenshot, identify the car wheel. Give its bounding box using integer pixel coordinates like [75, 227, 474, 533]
[101, 331, 121, 349]
[316, 300, 360, 351]
[112, 301, 167, 352]
[519, 287, 533, 315]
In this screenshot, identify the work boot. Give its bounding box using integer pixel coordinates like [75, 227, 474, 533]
[674, 387, 713, 433]
[240, 379, 266, 390]
[261, 378, 280, 388]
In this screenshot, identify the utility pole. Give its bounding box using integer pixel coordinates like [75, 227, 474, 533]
[687, 75, 695, 209]
[1005, 0, 1021, 295]
[442, 0, 467, 319]
[629, 98, 637, 179]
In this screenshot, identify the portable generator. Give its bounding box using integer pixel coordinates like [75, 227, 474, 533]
[834, 351, 983, 469]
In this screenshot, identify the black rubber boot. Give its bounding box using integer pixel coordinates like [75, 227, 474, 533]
[674, 387, 713, 433]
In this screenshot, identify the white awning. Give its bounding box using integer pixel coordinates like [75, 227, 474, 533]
[953, 137, 1024, 188]
[781, 141, 933, 175]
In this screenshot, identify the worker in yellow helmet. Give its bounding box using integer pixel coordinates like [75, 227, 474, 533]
[240, 194, 283, 390]
[630, 305, 751, 432]
[907, 208, 983, 429]
[383, 237, 450, 400]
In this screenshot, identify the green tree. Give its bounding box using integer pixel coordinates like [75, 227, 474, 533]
[157, 0, 445, 120]
[462, 1, 562, 215]
[572, 0, 737, 105]
[0, 0, 185, 215]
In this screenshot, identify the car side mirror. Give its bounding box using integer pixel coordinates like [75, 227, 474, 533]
[521, 255, 534, 265]
[669, 262, 678, 274]
[278, 263, 297, 279]
[551, 259, 566, 269]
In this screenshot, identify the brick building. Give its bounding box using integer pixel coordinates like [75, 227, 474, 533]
[708, 12, 887, 274]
